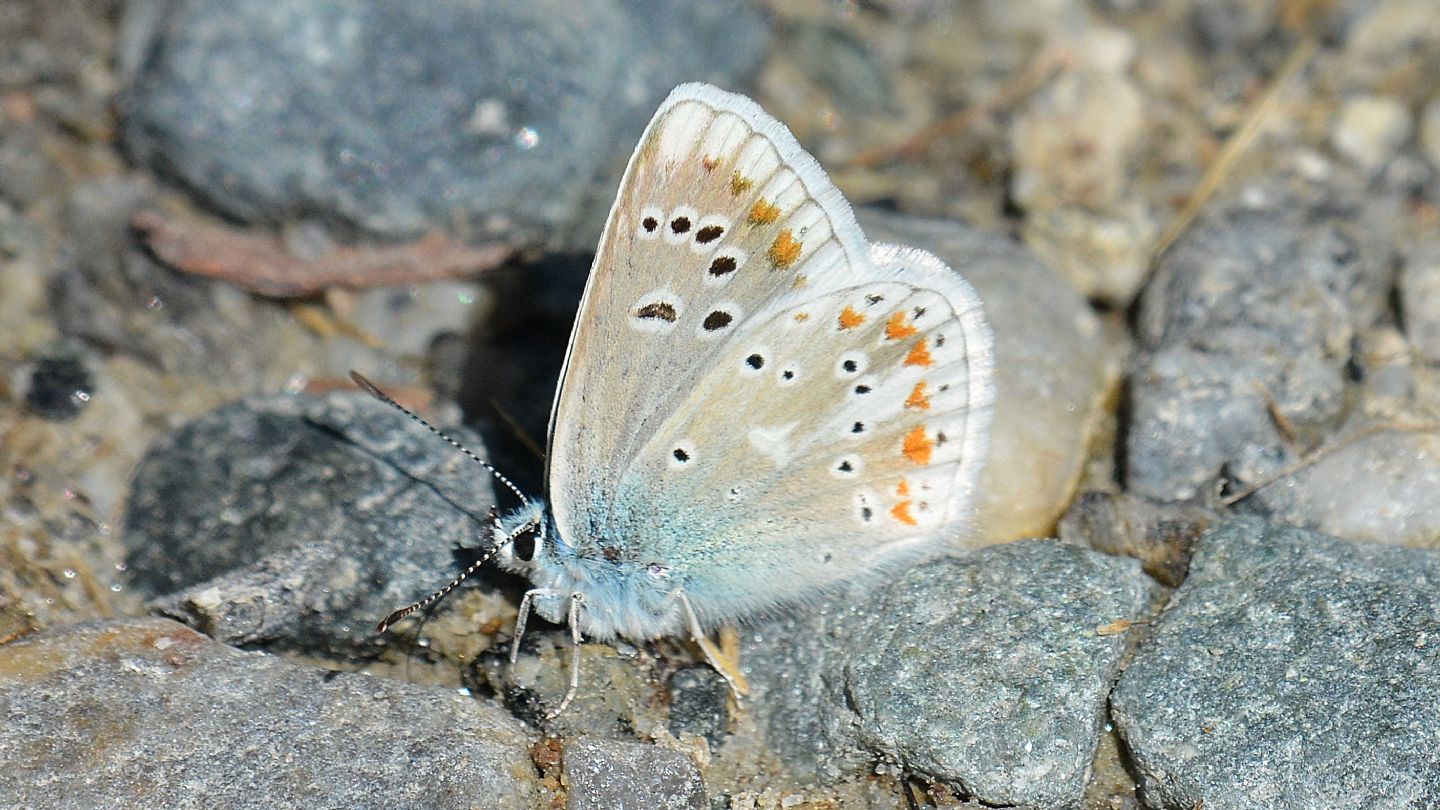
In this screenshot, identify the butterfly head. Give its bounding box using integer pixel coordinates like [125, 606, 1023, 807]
[494, 500, 685, 641]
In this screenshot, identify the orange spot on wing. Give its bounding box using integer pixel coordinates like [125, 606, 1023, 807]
[748, 199, 781, 224]
[885, 311, 918, 340]
[903, 426, 934, 465]
[904, 338, 934, 368]
[838, 306, 866, 330]
[891, 500, 918, 526]
[730, 172, 754, 196]
[905, 381, 931, 411]
[702, 155, 720, 172]
[794, 312, 810, 322]
[769, 230, 802, 268]
[895, 478, 910, 497]
[792, 274, 808, 289]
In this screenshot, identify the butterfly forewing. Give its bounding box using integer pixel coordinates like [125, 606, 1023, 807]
[547, 84, 873, 546]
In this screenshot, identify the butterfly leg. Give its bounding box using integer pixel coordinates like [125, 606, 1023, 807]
[511, 587, 564, 664]
[678, 592, 750, 699]
[546, 592, 586, 719]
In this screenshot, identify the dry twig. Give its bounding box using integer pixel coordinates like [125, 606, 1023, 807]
[134, 210, 515, 298]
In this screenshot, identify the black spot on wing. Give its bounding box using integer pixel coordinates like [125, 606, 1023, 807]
[636, 302, 678, 322]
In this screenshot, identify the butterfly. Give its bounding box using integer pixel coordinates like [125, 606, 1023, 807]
[365, 83, 994, 716]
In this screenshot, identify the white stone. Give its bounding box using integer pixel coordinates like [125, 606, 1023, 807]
[1331, 95, 1412, 173]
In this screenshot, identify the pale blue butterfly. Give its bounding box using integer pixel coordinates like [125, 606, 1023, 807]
[366, 83, 995, 716]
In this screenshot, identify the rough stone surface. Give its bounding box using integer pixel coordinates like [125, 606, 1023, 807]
[0, 617, 535, 810]
[667, 665, 730, 749]
[744, 540, 1154, 809]
[564, 737, 707, 810]
[1011, 50, 1158, 302]
[860, 209, 1118, 542]
[1401, 237, 1440, 363]
[469, 633, 668, 741]
[1058, 490, 1217, 586]
[118, 0, 769, 249]
[1241, 422, 1440, 549]
[1112, 517, 1440, 809]
[1128, 168, 1395, 501]
[123, 391, 497, 655]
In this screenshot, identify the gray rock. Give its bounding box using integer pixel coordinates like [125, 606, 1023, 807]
[118, 0, 769, 249]
[1127, 169, 1395, 501]
[0, 123, 66, 206]
[744, 540, 1155, 809]
[1112, 517, 1440, 809]
[1057, 490, 1217, 586]
[667, 665, 730, 749]
[782, 21, 895, 117]
[0, 617, 535, 810]
[123, 391, 498, 655]
[564, 737, 707, 810]
[1236, 412, 1440, 550]
[1190, 0, 1277, 54]
[470, 632, 667, 740]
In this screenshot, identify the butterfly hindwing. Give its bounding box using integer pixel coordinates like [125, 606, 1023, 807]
[619, 246, 994, 622]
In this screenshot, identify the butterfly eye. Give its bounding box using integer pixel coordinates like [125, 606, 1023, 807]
[646, 563, 670, 578]
[512, 531, 536, 562]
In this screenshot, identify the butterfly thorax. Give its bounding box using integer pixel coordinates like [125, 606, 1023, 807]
[495, 500, 687, 641]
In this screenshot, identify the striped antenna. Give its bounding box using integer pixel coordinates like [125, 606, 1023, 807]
[349, 371, 529, 505]
[375, 517, 537, 633]
[349, 370, 535, 633]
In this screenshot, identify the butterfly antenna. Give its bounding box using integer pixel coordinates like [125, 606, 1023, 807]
[349, 371, 530, 506]
[351, 371, 541, 634]
[374, 521, 532, 634]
